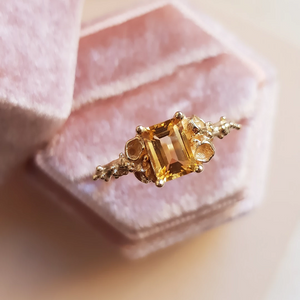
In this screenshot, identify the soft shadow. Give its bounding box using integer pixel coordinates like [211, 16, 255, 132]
[0, 166, 128, 295]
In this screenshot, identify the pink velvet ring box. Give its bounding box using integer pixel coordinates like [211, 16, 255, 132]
[0, 0, 83, 181]
[32, 1, 277, 258]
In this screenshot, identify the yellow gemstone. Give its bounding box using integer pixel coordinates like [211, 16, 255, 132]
[142, 117, 196, 182]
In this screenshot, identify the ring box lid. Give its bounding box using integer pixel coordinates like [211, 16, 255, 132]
[0, 0, 83, 179]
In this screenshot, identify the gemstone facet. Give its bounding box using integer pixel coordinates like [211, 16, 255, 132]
[141, 117, 196, 183]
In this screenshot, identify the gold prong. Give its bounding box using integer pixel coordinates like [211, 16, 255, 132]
[155, 179, 165, 187]
[136, 125, 146, 135]
[174, 111, 185, 120]
[194, 164, 204, 173]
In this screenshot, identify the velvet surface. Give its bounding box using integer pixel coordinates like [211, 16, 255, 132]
[35, 2, 277, 256]
[74, 4, 224, 110]
[0, 0, 83, 179]
[43, 53, 257, 182]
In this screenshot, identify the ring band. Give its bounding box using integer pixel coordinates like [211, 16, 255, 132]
[93, 111, 241, 187]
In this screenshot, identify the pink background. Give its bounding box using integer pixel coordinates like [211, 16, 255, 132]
[0, 1, 299, 299]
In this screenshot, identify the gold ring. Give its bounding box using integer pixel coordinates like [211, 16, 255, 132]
[93, 111, 241, 187]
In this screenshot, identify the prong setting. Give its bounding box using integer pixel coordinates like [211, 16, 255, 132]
[194, 164, 204, 173]
[174, 111, 185, 120]
[136, 125, 145, 135]
[93, 112, 241, 187]
[155, 179, 165, 187]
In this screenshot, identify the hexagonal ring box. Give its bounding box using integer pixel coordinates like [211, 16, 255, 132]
[31, 1, 277, 258]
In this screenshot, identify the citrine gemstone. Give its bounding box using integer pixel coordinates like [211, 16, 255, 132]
[142, 117, 196, 182]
